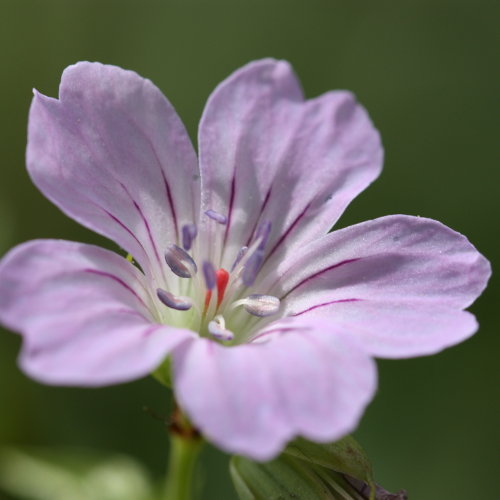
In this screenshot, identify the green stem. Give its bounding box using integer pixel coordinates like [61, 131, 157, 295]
[164, 425, 203, 500]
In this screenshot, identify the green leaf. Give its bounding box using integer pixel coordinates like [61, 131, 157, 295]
[283, 436, 375, 490]
[230, 454, 336, 500]
[0, 447, 154, 500]
[231, 436, 382, 500]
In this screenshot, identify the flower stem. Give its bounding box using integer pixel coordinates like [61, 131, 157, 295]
[164, 408, 203, 500]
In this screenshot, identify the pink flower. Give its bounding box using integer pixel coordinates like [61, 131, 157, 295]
[0, 60, 490, 460]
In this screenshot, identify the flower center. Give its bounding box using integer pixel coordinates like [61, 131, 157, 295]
[155, 209, 280, 344]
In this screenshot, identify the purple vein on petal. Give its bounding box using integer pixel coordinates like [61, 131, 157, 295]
[103, 209, 149, 258]
[223, 174, 236, 247]
[117, 105, 183, 240]
[142, 323, 164, 338]
[83, 268, 150, 311]
[161, 170, 179, 239]
[244, 185, 273, 247]
[117, 180, 163, 271]
[265, 202, 312, 262]
[282, 258, 361, 298]
[250, 326, 298, 343]
[131, 198, 163, 268]
[292, 298, 361, 317]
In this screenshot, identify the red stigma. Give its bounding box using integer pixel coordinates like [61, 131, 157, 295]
[215, 268, 230, 306]
[204, 268, 230, 311]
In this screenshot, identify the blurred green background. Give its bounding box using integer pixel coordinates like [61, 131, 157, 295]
[0, 0, 498, 498]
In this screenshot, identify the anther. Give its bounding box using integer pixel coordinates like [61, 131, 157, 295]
[255, 220, 272, 250]
[208, 315, 234, 341]
[203, 261, 216, 290]
[156, 289, 193, 311]
[242, 249, 264, 287]
[182, 223, 197, 251]
[205, 209, 227, 225]
[164, 245, 197, 278]
[231, 246, 248, 271]
[241, 294, 280, 317]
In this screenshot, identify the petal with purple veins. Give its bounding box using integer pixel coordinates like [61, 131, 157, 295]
[173, 317, 376, 460]
[27, 62, 200, 280]
[0, 240, 194, 386]
[198, 59, 383, 271]
[260, 215, 490, 358]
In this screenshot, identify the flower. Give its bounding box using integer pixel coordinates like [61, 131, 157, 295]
[0, 60, 490, 460]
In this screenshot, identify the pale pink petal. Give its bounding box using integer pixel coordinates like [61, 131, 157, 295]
[259, 215, 490, 357]
[294, 300, 479, 358]
[27, 62, 199, 280]
[198, 59, 383, 270]
[0, 240, 194, 386]
[173, 318, 376, 460]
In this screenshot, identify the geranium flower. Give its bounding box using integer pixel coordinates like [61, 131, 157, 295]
[0, 60, 490, 460]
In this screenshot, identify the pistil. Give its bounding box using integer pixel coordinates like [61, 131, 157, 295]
[158, 216, 279, 344]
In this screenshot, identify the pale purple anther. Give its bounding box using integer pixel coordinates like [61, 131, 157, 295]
[0, 59, 490, 462]
[182, 223, 197, 251]
[242, 249, 264, 287]
[208, 317, 234, 341]
[164, 244, 197, 278]
[255, 221, 272, 250]
[202, 261, 216, 290]
[231, 246, 248, 271]
[242, 294, 280, 317]
[205, 209, 227, 225]
[157, 288, 193, 311]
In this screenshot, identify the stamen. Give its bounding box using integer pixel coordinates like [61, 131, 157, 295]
[165, 245, 197, 278]
[202, 261, 216, 290]
[208, 315, 234, 341]
[205, 209, 227, 225]
[156, 288, 193, 311]
[255, 220, 272, 250]
[182, 223, 197, 251]
[242, 249, 264, 287]
[241, 294, 280, 317]
[231, 246, 248, 271]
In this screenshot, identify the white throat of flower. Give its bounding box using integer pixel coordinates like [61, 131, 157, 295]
[154, 209, 280, 344]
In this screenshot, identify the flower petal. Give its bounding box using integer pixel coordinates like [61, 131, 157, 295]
[261, 215, 490, 357]
[173, 318, 376, 460]
[292, 300, 479, 358]
[0, 240, 194, 386]
[198, 59, 383, 269]
[27, 62, 199, 281]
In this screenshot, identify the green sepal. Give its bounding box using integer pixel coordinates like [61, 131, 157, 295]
[231, 435, 378, 500]
[283, 435, 376, 493]
[230, 454, 338, 500]
[152, 356, 173, 388]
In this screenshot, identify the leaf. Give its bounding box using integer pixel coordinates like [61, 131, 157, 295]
[231, 436, 388, 500]
[283, 436, 375, 490]
[230, 454, 336, 500]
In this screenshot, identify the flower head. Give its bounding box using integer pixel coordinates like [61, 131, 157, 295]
[0, 60, 490, 460]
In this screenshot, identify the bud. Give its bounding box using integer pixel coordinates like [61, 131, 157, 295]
[231, 435, 407, 500]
